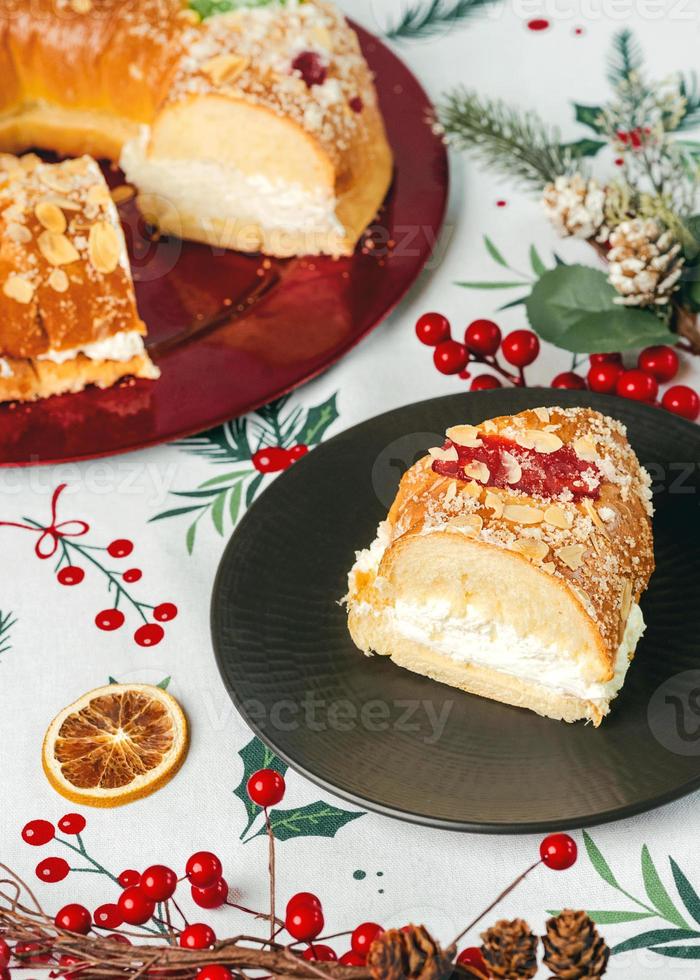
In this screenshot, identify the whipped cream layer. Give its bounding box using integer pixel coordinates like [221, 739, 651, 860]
[37, 330, 146, 365]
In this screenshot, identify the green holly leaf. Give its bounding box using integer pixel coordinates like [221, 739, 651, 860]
[641, 846, 688, 928]
[251, 801, 363, 842]
[573, 103, 605, 133]
[526, 265, 674, 352]
[298, 394, 339, 447]
[234, 737, 288, 839]
[670, 858, 700, 926]
[560, 137, 606, 158]
[583, 831, 621, 890]
[612, 928, 700, 954]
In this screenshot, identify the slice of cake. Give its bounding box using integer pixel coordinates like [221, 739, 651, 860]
[346, 407, 655, 726]
[0, 154, 159, 403]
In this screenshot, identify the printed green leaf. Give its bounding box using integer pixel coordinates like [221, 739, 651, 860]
[526, 265, 674, 352]
[457, 280, 529, 289]
[156, 676, 171, 690]
[670, 858, 700, 926]
[650, 944, 700, 958]
[211, 492, 226, 536]
[229, 482, 243, 526]
[298, 394, 339, 447]
[185, 521, 198, 556]
[498, 295, 530, 311]
[199, 470, 247, 489]
[574, 103, 605, 133]
[108, 676, 118, 684]
[582, 911, 655, 925]
[613, 929, 700, 954]
[529, 244, 546, 277]
[234, 737, 288, 839]
[251, 801, 364, 842]
[172, 488, 228, 499]
[150, 505, 204, 522]
[246, 473, 264, 507]
[641, 846, 688, 928]
[583, 831, 621, 890]
[484, 235, 508, 267]
[560, 138, 607, 158]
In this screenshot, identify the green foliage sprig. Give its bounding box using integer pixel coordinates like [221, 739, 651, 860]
[385, 0, 501, 40]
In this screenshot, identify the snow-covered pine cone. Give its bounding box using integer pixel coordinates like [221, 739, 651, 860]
[607, 218, 684, 307]
[542, 175, 606, 240]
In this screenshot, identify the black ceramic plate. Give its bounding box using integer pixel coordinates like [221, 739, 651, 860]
[211, 389, 700, 832]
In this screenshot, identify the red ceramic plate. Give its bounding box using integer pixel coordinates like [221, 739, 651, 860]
[0, 25, 448, 466]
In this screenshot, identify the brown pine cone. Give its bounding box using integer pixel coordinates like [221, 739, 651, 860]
[367, 924, 453, 980]
[542, 910, 610, 979]
[481, 919, 538, 979]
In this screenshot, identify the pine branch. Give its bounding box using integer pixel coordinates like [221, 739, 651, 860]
[385, 0, 501, 40]
[438, 88, 578, 189]
[0, 611, 15, 657]
[177, 418, 251, 465]
[607, 29, 643, 88]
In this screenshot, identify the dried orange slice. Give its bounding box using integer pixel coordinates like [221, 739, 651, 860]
[42, 684, 189, 808]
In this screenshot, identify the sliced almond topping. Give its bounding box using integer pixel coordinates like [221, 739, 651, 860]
[620, 579, 633, 620]
[202, 54, 251, 86]
[573, 436, 598, 461]
[544, 505, 573, 530]
[482, 420, 497, 433]
[514, 429, 563, 454]
[35, 201, 67, 234]
[110, 184, 136, 205]
[3, 274, 34, 304]
[6, 222, 31, 244]
[312, 24, 333, 48]
[38, 231, 80, 266]
[443, 480, 457, 505]
[502, 450, 522, 485]
[88, 221, 121, 274]
[445, 424, 482, 447]
[569, 582, 593, 611]
[44, 196, 82, 213]
[511, 538, 549, 562]
[541, 561, 556, 574]
[484, 489, 504, 518]
[533, 407, 550, 423]
[463, 481, 483, 500]
[556, 544, 586, 571]
[503, 504, 544, 525]
[86, 183, 112, 208]
[452, 514, 483, 534]
[463, 461, 490, 484]
[20, 153, 42, 172]
[39, 173, 71, 194]
[48, 268, 69, 293]
[428, 446, 458, 463]
[581, 497, 606, 532]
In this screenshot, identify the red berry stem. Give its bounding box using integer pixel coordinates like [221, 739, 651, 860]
[468, 351, 523, 386]
[225, 900, 283, 926]
[266, 809, 276, 944]
[170, 895, 190, 930]
[451, 860, 542, 947]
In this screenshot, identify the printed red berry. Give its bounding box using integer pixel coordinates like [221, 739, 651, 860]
[180, 924, 217, 950]
[457, 947, 488, 971]
[287, 892, 322, 914]
[191, 878, 228, 910]
[349, 96, 364, 113]
[339, 951, 366, 966]
[662, 384, 700, 421]
[153, 602, 178, 622]
[197, 968, 233, 980]
[118, 887, 155, 926]
[433, 340, 469, 375]
[587, 362, 622, 394]
[0, 939, 9, 967]
[123, 568, 142, 583]
[415, 312, 451, 346]
[252, 447, 291, 474]
[134, 623, 165, 647]
[304, 945, 337, 961]
[22, 819, 55, 846]
[58, 813, 86, 835]
[118, 869, 141, 889]
[140, 865, 177, 902]
[292, 51, 327, 87]
[638, 345, 679, 383]
[247, 768, 286, 807]
[57, 566, 84, 586]
[286, 903, 324, 942]
[186, 852, 222, 889]
[36, 857, 70, 883]
[288, 444, 309, 461]
[470, 374, 502, 391]
[95, 608, 125, 631]
[616, 369, 658, 402]
[55, 904, 92, 935]
[589, 352, 622, 365]
[351, 922, 383, 956]
[501, 329, 540, 368]
[540, 833, 578, 870]
[465, 319, 502, 357]
[94, 904, 123, 929]
[107, 538, 133, 558]
[551, 371, 586, 390]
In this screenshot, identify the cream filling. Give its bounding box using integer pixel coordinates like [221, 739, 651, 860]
[36, 330, 145, 365]
[120, 128, 345, 241]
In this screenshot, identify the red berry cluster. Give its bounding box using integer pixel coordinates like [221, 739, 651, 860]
[552, 347, 700, 421]
[416, 313, 540, 388]
[252, 445, 308, 474]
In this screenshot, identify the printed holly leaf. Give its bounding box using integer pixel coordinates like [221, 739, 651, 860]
[234, 737, 288, 839]
[298, 394, 339, 447]
[560, 138, 606, 158]
[526, 265, 674, 352]
[583, 831, 621, 890]
[251, 801, 364, 842]
[670, 858, 700, 926]
[641, 846, 688, 928]
[612, 928, 700, 954]
[574, 103, 605, 134]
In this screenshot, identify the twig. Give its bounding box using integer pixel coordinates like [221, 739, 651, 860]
[452, 860, 542, 946]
